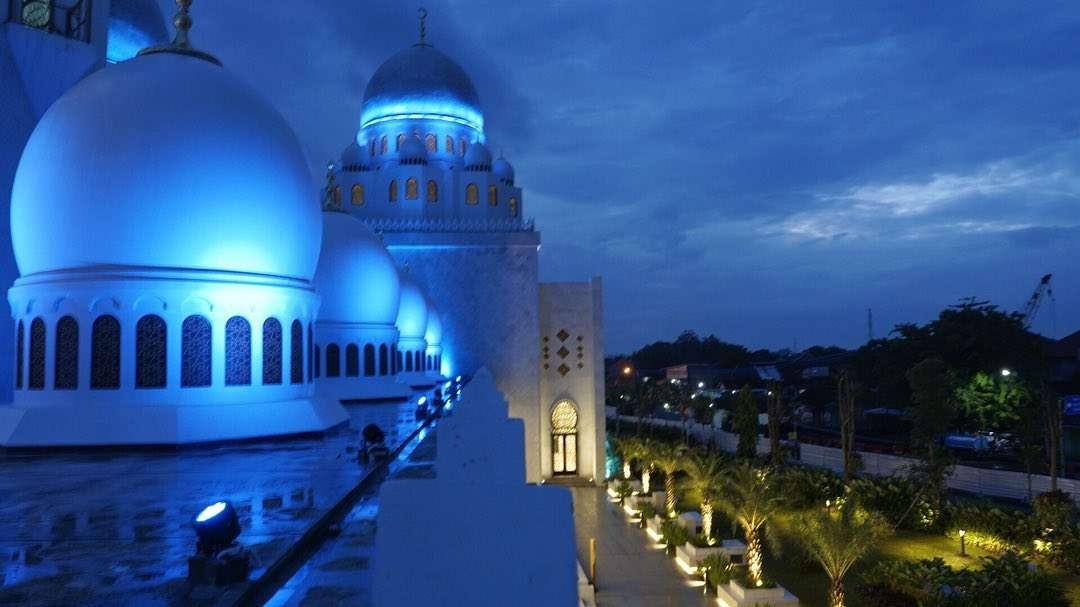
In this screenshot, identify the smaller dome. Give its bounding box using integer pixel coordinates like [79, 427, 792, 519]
[424, 301, 442, 346]
[340, 140, 362, 167]
[313, 213, 401, 324]
[398, 136, 428, 165]
[492, 157, 514, 185]
[464, 142, 492, 171]
[395, 272, 429, 340]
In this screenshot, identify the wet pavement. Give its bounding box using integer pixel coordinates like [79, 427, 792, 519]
[0, 398, 426, 607]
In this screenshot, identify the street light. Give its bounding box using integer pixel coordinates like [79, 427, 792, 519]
[623, 366, 632, 376]
[697, 381, 705, 389]
[1000, 368, 1012, 377]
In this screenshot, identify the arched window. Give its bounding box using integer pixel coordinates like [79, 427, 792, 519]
[488, 184, 498, 206]
[509, 196, 519, 217]
[28, 317, 44, 390]
[346, 344, 359, 377]
[314, 345, 321, 378]
[380, 135, 388, 155]
[225, 316, 251, 386]
[308, 323, 314, 383]
[389, 179, 398, 202]
[290, 319, 303, 384]
[351, 184, 365, 205]
[181, 315, 212, 387]
[369, 138, 375, 157]
[326, 343, 340, 377]
[135, 315, 167, 389]
[460, 137, 467, 157]
[379, 344, 389, 375]
[91, 315, 120, 389]
[405, 351, 413, 372]
[426, 180, 438, 203]
[445, 135, 454, 154]
[54, 316, 78, 390]
[466, 183, 479, 205]
[15, 320, 24, 390]
[364, 344, 376, 376]
[396, 134, 405, 150]
[396, 348, 403, 374]
[263, 318, 282, 385]
[415, 351, 423, 371]
[425, 133, 437, 152]
[405, 177, 418, 200]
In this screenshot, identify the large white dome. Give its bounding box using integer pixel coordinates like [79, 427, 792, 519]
[313, 212, 401, 324]
[395, 273, 429, 340]
[11, 51, 321, 280]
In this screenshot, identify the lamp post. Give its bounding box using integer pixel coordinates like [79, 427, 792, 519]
[959, 529, 966, 556]
[1000, 368, 1012, 378]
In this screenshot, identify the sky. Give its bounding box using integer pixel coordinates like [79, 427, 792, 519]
[173, 1, 1080, 355]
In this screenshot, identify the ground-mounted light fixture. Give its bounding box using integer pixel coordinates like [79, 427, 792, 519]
[188, 500, 251, 586]
[959, 528, 966, 556]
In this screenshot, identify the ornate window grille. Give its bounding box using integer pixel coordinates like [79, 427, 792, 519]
[290, 319, 303, 384]
[28, 317, 45, 390]
[181, 315, 211, 387]
[135, 315, 166, 388]
[225, 316, 251, 386]
[90, 315, 120, 389]
[263, 318, 282, 385]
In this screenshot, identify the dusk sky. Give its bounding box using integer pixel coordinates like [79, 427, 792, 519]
[175, 1, 1080, 355]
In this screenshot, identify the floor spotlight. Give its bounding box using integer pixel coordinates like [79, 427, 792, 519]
[189, 500, 250, 586]
[193, 501, 241, 556]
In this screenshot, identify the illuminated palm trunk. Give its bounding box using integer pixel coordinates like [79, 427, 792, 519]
[664, 473, 676, 516]
[828, 579, 845, 607]
[745, 526, 763, 586]
[701, 501, 714, 541]
[623, 461, 631, 479]
[642, 467, 652, 493]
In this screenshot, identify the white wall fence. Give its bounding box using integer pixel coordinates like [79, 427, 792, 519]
[611, 413, 1080, 504]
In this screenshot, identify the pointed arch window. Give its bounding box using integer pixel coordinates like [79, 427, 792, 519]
[396, 348, 403, 374]
[389, 179, 398, 202]
[466, 183, 479, 205]
[54, 316, 78, 390]
[135, 315, 167, 388]
[405, 177, 418, 200]
[488, 184, 498, 206]
[91, 315, 121, 389]
[351, 184, 365, 205]
[181, 315, 212, 387]
[380, 135, 388, 155]
[365, 344, 376, 376]
[290, 319, 303, 384]
[263, 318, 283, 385]
[445, 135, 455, 154]
[326, 343, 340, 377]
[460, 137, 467, 157]
[425, 133, 437, 152]
[314, 345, 321, 378]
[15, 320, 24, 390]
[509, 196, 519, 217]
[396, 134, 405, 150]
[427, 180, 438, 203]
[308, 323, 314, 383]
[406, 351, 413, 372]
[225, 316, 251, 386]
[369, 138, 376, 157]
[28, 317, 45, 390]
[346, 344, 359, 377]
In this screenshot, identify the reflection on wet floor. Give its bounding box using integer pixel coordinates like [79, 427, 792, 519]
[0, 398, 426, 606]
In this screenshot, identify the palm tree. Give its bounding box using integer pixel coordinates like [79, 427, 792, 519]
[628, 438, 656, 493]
[609, 436, 632, 480]
[683, 449, 726, 542]
[649, 441, 685, 517]
[716, 462, 781, 587]
[797, 508, 891, 607]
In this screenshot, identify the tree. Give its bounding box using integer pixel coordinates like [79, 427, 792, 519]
[683, 449, 727, 541]
[836, 370, 859, 482]
[649, 441, 685, 517]
[1043, 385, 1064, 492]
[732, 386, 758, 459]
[627, 437, 656, 493]
[766, 382, 784, 468]
[954, 371, 1028, 432]
[798, 508, 891, 607]
[906, 358, 956, 517]
[716, 462, 782, 587]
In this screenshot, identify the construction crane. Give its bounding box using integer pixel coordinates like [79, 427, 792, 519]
[1020, 273, 1053, 329]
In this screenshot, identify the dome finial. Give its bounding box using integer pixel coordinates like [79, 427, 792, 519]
[417, 8, 430, 46]
[138, 0, 222, 66]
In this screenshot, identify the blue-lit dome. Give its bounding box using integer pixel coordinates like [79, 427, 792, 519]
[360, 44, 483, 132]
[314, 212, 401, 324]
[341, 140, 362, 166]
[398, 135, 428, 164]
[106, 0, 168, 63]
[395, 272, 429, 340]
[11, 51, 321, 280]
[492, 157, 514, 185]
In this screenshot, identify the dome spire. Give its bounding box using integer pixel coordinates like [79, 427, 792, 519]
[416, 8, 430, 47]
[138, 0, 222, 66]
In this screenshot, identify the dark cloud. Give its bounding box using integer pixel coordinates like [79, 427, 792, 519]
[175, 1, 1080, 353]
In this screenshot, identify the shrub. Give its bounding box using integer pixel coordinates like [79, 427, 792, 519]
[849, 475, 939, 530]
[731, 565, 777, 589]
[944, 500, 1033, 553]
[661, 519, 689, 552]
[777, 466, 845, 510]
[614, 480, 633, 503]
[1032, 490, 1077, 532]
[700, 553, 733, 590]
[639, 501, 657, 521]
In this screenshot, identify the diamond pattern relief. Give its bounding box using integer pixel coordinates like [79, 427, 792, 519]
[557, 346, 570, 358]
[557, 363, 570, 376]
[557, 329, 569, 342]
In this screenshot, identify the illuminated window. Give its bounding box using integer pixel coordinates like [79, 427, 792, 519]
[326, 343, 340, 377]
[509, 196, 519, 217]
[28, 317, 44, 390]
[290, 319, 303, 384]
[364, 344, 375, 376]
[406, 177, 418, 200]
[91, 315, 120, 389]
[425, 134, 437, 152]
[181, 315, 211, 388]
[427, 180, 438, 203]
[446, 135, 455, 154]
[55, 316, 78, 390]
[351, 184, 365, 205]
[225, 316, 251, 386]
[466, 183, 479, 204]
[396, 134, 405, 150]
[488, 184, 497, 206]
[263, 318, 282, 385]
[135, 315, 166, 389]
[346, 344, 359, 377]
[389, 179, 398, 202]
[552, 400, 579, 434]
[380, 135, 388, 155]
[15, 320, 23, 390]
[333, 186, 342, 205]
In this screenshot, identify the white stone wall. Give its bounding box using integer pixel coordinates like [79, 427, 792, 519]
[538, 279, 605, 483]
[384, 230, 542, 481]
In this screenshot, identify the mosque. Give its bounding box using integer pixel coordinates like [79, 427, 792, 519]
[0, 1, 604, 484]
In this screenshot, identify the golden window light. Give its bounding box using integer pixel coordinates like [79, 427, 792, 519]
[426, 180, 438, 203]
[488, 184, 498, 206]
[351, 184, 365, 205]
[405, 177, 418, 200]
[509, 196, 519, 216]
[389, 179, 398, 202]
[465, 183, 479, 204]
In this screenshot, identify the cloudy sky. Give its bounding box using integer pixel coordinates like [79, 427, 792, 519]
[175, 1, 1080, 355]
